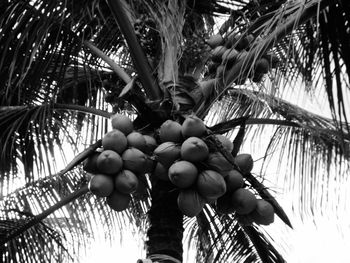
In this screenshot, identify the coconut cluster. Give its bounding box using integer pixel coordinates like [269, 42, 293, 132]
[206, 33, 279, 84]
[152, 115, 275, 226]
[83, 113, 157, 212]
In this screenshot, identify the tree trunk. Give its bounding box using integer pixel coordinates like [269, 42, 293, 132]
[146, 179, 184, 262]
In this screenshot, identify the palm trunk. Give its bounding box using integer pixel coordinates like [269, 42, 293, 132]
[146, 179, 184, 262]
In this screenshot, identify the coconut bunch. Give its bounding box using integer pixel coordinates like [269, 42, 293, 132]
[206, 32, 279, 84]
[151, 115, 275, 226]
[83, 113, 157, 212]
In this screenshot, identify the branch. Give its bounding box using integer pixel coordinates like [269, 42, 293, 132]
[0, 185, 89, 246]
[106, 0, 162, 100]
[84, 40, 132, 84]
[53, 103, 111, 118]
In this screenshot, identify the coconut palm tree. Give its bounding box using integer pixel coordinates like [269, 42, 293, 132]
[0, 0, 349, 262]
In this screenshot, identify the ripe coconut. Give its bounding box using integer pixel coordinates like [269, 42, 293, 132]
[143, 134, 158, 154]
[110, 113, 134, 135]
[83, 151, 100, 174]
[250, 199, 275, 225]
[234, 153, 254, 175]
[225, 169, 244, 192]
[96, 150, 123, 175]
[106, 190, 131, 211]
[196, 170, 227, 200]
[231, 188, 257, 215]
[159, 120, 183, 143]
[114, 169, 139, 194]
[177, 189, 205, 217]
[122, 148, 147, 174]
[216, 193, 235, 214]
[127, 131, 147, 152]
[206, 34, 224, 48]
[153, 162, 169, 181]
[88, 174, 114, 197]
[168, 160, 198, 188]
[181, 115, 206, 138]
[181, 137, 209, 162]
[153, 142, 181, 168]
[102, 129, 127, 154]
[206, 152, 233, 177]
[215, 134, 234, 153]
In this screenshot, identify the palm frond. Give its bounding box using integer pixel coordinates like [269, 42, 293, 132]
[183, 205, 286, 263]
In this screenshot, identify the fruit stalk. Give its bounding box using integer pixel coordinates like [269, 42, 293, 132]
[146, 179, 184, 262]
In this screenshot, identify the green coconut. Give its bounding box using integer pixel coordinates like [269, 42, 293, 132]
[168, 160, 198, 189]
[88, 174, 114, 197]
[206, 152, 233, 177]
[159, 120, 183, 143]
[231, 188, 257, 215]
[196, 170, 227, 200]
[102, 129, 127, 154]
[110, 113, 134, 135]
[177, 189, 205, 217]
[106, 190, 131, 211]
[181, 137, 209, 162]
[96, 150, 123, 175]
[114, 169, 139, 194]
[153, 142, 181, 168]
[83, 151, 101, 174]
[225, 169, 244, 192]
[250, 199, 275, 225]
[127, 131, 147, 152]
[234, 153, 254, 175]
[122, 147, 147, 174]
[181, 115, 207, 138]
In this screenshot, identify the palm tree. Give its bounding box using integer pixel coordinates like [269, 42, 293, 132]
[0, 0, 349, 262]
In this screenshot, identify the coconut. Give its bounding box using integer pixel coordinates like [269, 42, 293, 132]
[216, 193, 235, 214]
[200, 79, 216, 99]
[231, 188, 257, 215]
[196, 170, 227, 200]
[210, 46, 227, 63]
[88, 174, 114, 197]
[181, 137, 209, 163]
[168, 160, 198, 188]
[206, 152, 233, 177]
[181, 115, 206, 138]
[234, 153, 254, 175]
[96, 150, 123, 175]
[250, 199, 275, 225]
[215, 134, 234, 153]
[121, 148, 147, 174]
[127, 131, 147, 152]
[225, 169, 244, 192]
[153, 142, 181, 168]
[134, 173, 149, 195]
[102, 129, 128, 154]
[221, 48, 239, 65]
[144, 156, 156, 173]
[153, 162, 169, 181]
[83, 151, 100, 174]
[114, 169, 139, 194]
[177, 189, 205, 217]
[143, 134, 158, 154]
[110, 113, 134, 135]
[206, 34, 224, 48]
[254, 58, 270, 74]
[159, 120, 183, 143]
[106, 190, 131, 211]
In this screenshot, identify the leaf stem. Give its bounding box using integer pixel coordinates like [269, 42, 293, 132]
[0, 185, 89, 246]
[83, 40, 132, 84]
[106, 0, 162, 100]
